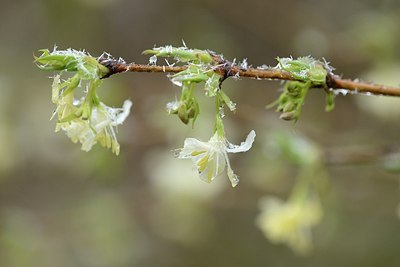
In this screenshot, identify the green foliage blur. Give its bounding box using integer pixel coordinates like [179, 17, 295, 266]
[1, 0, 400, 266]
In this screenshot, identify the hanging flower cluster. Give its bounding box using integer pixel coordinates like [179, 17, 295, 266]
[144, 45, 255, 187]
[256, 196, 323, 255]
[256, 131, 328, 254]
[35, 48, 132, 155]
[35, 45, 255, 187]
[269, 56, 335, 121]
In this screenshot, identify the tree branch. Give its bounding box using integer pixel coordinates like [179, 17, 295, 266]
[100, 59, 400, 97]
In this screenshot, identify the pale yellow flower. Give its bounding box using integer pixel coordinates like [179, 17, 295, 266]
[177, 130, 256, 187]
[51, 72, 132, 155]
[256, 197, 322, 255]
[58, 100, 132, 155]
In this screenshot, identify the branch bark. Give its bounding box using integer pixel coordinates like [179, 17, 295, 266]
[100, 59, 400, 97]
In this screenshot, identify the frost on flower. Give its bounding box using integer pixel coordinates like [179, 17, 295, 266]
[177, 130, 256, 187]
[57, 100, 132, 155]
[256, 197, 322, 255]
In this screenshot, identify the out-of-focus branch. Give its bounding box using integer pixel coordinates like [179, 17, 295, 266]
[323, 146, 393, 165]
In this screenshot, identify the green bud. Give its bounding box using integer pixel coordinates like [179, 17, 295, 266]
[143, 46, 213, 64]
[278, 94, 289, 104]
[308, 65, 327, 84]
[268, 80, 311, 122]
[277, 56, 327, 85]
[187, 107, 196, 118]
[35, 49, 79, 71]
[35, 48, 110, 79]
[178, 103, 189, 124]
[286, 83, 301, 96]
[170, 65, 210, 86]
[280, 111, 297, 121]
[283, 102, 296, 113]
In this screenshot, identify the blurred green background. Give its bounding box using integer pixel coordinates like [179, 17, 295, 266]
[1, 0, 400, 266]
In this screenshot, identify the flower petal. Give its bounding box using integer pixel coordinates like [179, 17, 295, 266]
[224, 152, 239, 187]
[178, 138, 209, 158]
[194, 146, 225, 183]
[115, 100, 132, 124]
[226, 130, 256, 153]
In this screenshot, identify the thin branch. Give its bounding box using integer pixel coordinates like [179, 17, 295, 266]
[100, 59, 400, 97]
[327, 76, 400, 97]
[323, 146, 392, 165]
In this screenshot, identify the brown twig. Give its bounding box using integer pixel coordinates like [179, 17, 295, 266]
[100, 59, 400, 97]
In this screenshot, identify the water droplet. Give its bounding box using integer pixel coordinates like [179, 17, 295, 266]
[219, 107, 225, 118]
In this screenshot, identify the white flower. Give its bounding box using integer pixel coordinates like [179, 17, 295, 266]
[58, 100, 132, 155]
[177, 130, 256, 187]
[256, 197, 322, 255]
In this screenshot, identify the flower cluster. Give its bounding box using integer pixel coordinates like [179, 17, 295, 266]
[256, 131, 328, 255]
[269, 56, 335, 121]
[268, 81, 311, 121]
[144, 45, 255, 186]
[256, 197, 322, 255]
[36, 48, 132, 155]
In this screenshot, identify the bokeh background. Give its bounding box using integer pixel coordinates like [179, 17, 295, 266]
[1, 0, 400, 266]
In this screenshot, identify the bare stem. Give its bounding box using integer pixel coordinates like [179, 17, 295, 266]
[100, 59, 400, 97]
